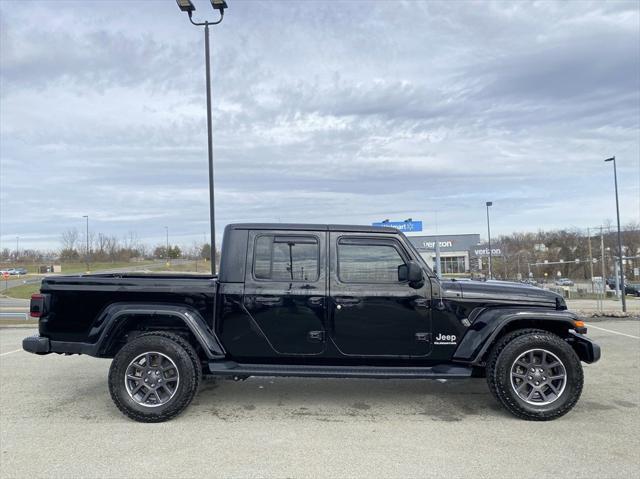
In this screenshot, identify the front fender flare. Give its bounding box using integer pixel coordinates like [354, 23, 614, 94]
[453, 308, 579, 365]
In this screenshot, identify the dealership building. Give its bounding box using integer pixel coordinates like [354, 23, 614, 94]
[406, 234, 502, 275]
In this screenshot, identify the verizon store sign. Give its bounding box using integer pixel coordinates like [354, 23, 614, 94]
[471, 245, 503, 257]
[407, 234, 481, 253]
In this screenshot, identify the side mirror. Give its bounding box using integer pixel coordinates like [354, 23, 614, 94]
[398, 261, 423, 286]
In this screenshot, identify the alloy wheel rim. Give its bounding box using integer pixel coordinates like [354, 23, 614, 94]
[125, 351, 180, 408]
[510, 348, 567, 406]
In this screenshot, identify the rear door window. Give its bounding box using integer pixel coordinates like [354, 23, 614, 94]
[254, 235, 319, 282]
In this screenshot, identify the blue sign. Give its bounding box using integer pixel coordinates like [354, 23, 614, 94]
[372, 220, 423, 232]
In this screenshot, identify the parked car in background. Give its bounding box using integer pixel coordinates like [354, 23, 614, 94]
[606, 277, 629, 291]
[555, 278, 574, 287]
[1, 267, 28, 276]
[625, 283, 640, 297]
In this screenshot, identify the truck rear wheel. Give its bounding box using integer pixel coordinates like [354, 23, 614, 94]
[486, 329, 583, 420]
[108, 332, 202, 422]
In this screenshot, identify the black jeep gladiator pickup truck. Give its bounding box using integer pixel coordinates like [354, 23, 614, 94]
[24, 223, 600, 422]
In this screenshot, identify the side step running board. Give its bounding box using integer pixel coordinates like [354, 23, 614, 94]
[208, 361, 473, 379]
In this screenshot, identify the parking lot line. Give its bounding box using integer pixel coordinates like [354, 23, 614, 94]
[585, 323, 640, 339]
[0, 348, 23, 357]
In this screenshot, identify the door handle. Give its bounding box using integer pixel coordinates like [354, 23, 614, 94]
[253, 296, 281, 306]
[412, 298, 430, 309]
[415, 332, 431, 342]
[307, 330, 325, 342]
[334, 297, 362, 306]
[307, 297, 324, 307]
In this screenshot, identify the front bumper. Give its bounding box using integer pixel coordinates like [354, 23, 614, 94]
[23, 335, 51, 354]
[567, 331, 601, 364]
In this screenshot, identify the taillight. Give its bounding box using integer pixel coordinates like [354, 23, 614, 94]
[30, 293, 44, 318]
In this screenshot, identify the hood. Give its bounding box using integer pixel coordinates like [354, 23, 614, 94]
[442, 280, 564, 308]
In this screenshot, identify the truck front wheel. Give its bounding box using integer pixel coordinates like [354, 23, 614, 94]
[486, 329, 584, 420]
[108, 332, 202, 422]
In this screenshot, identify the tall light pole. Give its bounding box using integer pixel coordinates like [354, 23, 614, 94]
[605, 156, 626, 312]
[82, 215, 89, 272]
[176, 0, 227, 275]
[15, 236, 19, 262]
[486, 201, 493, 279]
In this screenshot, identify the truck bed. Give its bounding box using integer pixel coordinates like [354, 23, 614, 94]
[38, 274, 217, 342]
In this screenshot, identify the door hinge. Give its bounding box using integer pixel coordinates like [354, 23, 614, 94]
[307, 330, 325, 342]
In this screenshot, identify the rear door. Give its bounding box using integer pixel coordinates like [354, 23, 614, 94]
[243, 230, 327, 355]
[328, 233, 432, 357]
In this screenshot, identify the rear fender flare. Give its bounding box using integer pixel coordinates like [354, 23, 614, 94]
[453, 308, 579, 365]
[90, 303, 226, 359]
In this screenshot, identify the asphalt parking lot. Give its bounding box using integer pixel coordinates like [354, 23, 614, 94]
[1, 321, 639, 479]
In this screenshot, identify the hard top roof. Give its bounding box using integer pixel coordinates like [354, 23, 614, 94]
[226, 223, 400, 234]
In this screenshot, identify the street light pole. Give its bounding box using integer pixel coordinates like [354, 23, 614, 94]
[204, 21, 216, 275]
[605, 156, 626, 313]
[486, 201, 493, 279]
[82, 215, 89, 272]
[177, 0, 227, 276]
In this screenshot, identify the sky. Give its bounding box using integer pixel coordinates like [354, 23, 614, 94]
[1, 0, 639, 252]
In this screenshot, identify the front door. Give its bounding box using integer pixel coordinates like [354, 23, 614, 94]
[243, 230, 326, 355]
[328, 233, 432, 357]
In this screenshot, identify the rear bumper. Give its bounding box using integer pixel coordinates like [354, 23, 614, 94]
[23, 335, 97, 356]
[567, 331, 601, 364]
[22, 335, 51, 354]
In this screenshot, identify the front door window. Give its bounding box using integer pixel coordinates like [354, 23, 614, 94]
[338, 243, 406, 283]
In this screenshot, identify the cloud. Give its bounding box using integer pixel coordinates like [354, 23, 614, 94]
[1, 0, 638, 251]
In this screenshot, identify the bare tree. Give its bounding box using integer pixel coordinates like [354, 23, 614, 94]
[61, 228, 79, 251]
[106, 236, 119, 261]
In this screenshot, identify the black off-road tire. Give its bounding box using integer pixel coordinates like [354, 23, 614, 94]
[108, 332, 202, 423]
[486, 329, 583, 421]
[486, 328, 545, 402]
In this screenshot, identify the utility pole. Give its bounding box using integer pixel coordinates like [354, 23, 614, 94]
[434, 238, 441, 279]
[587, 227, 594, 293]
[600, 227, 606, 313]
[486, 201, 493, 279]
[605, 156, 626, 312]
